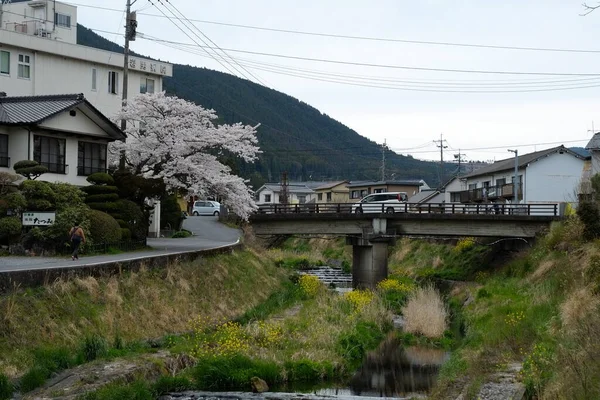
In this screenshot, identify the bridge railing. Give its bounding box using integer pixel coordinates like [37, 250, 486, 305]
[256, 202, 559, 216]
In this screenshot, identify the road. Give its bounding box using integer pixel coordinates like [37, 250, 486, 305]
[0, 216, 241, 273]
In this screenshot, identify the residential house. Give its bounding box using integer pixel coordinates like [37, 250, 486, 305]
[347, 180, 428, 201]
[0, 93, 125, 186]
[0, 0, 173, 117]
[255, 183, 316, 205]
[314, 180, 350, 203]
[449, 145, 586, 205]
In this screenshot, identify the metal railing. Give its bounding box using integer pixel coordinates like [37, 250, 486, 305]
[40, 162, 67, 174]
[455, 184, 523, 203]
[256, 202, 560, 216]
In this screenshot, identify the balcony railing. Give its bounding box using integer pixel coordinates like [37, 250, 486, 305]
[453, 183, 523, 203]
[77, 166, 108, 176]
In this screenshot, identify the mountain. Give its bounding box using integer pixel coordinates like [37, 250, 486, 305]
[77, 25, 447, 188]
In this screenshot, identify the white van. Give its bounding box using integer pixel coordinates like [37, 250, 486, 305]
[352, 192, 408, 214]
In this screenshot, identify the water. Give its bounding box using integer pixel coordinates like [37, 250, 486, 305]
[299, 266, 352, 288]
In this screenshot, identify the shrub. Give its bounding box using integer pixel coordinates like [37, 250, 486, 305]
[114, 199, 146, 240]
[89, 210, 121, 244]
[0, 374, 12, 400]
[0, 217, 21, 239]
[152, 376, 193, 396]
[13, 160, 47, 180]
[19, 366, 49, 393]
[0, 192, 26, 215]
[344, 290, 374, 310]
[577, 201, 600, 240]
[36, 205, 91, 253]
[120, 228, 132, 240]
[51, 182, 86, 210]
[86, 173, 114, 186]
[84, 193, 120, 203]
[20, 180, 55, 210]
[80, 380, 153, 400]
[81, 185, 119, 195]
[86, 202, 119, 212]
[453, 237, 476, 253]
[160, 194, 183, 230]
[401, 285, 448, 339]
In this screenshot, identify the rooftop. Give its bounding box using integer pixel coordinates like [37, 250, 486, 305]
[0, 93, 126, 140]
[346, 180, 426, 188]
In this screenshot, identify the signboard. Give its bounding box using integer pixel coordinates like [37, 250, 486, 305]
[22, 211, 56, 226]
[128, 57, 169, 76]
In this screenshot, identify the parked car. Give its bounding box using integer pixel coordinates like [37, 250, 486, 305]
[192, 200, 221, 216]
[352, 192, 408, 214]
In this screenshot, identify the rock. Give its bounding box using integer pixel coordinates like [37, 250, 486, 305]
[250, 376, 269, 393]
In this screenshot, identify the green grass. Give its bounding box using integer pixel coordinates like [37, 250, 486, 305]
[0, 374, 12, 400]
[235, 280, 302, 324]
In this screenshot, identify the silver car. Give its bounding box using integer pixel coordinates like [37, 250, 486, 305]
[192, 200, 221, 216]
[352, 192, 408, 214]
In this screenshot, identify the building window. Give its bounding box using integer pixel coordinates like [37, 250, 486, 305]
[351, 190, 360, 199]
[34, 136, 66, 174]
[264, 194, 271, 203]
[298, 195, 306, 204]
[496, 178, 506, 186]
[54, 12, 71, 28]
[140, 78, 155, 94]
[451, 192, 461, 202]
[317, 193, 323, 201]
[91, 68, 97, 91]
[108, 71, 119, 94]
[468, 183, 477, 190]
[374, 188, 383, 193]
[77, 142, 107, 176]
[482, 181, 490, 188]
[326, 192, 332, 202]
[17, 54, 30, 79]
[0, 51, 9, 75]
[0, 135, 8, 167]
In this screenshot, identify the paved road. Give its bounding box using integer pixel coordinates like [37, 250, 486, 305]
[0, 216, 241, 273]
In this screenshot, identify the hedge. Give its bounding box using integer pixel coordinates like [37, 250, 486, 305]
[86, 173, 114, 186]
[85, 193, 120, 203]
[88, 210, 121, 243]
[81, 185, 119, 195]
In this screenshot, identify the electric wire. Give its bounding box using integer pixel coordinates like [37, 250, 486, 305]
[66, 2, 600, 54]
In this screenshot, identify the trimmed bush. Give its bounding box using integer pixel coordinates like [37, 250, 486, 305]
[160, 194, 183, 230]
[171, 230, 192, 238]
[13, 160, 48, 180]
[89, 210, 121, 244]
[0, 217, 21, 239]
[86, 173, 114, 186]
[51, 183, 86, 210]
[115, 200, 146, 240]
[20, 180, 55, 210]
[120, 228, 132, 240]
[85, 193, 120, 203]
[86, 202, 119, 212]
[82, 185, 119, 195]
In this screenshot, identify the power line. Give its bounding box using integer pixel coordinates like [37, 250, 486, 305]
[67, 2, 600, 54]
[158, 0, 268, 86]
[138, 36, 600, 77]
[145, 38, 600, 93]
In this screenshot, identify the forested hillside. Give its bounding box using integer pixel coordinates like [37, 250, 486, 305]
[77, 25, 445, 187]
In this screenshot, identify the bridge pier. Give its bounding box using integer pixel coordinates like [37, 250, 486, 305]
[346, 218, 395, 289]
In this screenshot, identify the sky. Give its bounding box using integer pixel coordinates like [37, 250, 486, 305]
[75, 0, 600, 163]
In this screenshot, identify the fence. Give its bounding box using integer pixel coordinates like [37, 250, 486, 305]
[84, 238, 148, 255]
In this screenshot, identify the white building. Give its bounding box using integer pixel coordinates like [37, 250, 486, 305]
[448, 146, 586, 206]
[0, 0, 173, 118]
[255, 183, 316, 205]
[0, 93, 125, 186]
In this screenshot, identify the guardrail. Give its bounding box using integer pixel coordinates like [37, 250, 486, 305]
[256, 202, 560, 216]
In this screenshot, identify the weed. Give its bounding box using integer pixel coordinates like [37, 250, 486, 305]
[0, 374, 12, 400]
[192, 354, 281, 390]
[80, 380, 153, 400]
[171, 230, 192, 239]
[151, 375, 194, 396]
[402, 285, 448, 339]
[344, 290, 374, 310]
[284, 360, 335, 381]
[19, 367, 49, 393]
[453, 237, 476, 253]
[336, 321, 385, 364]
[299, 275, 321, 298]
[79, 335, 108, 362]
[236, 281, 301, 324]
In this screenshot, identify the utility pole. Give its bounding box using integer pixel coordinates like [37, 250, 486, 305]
[119, 0, 137, 170]
[453, 150, 466, 177]
[380, 139, 387, 181]
[433, 134, 448, 187]
[280, 172, 289, 205]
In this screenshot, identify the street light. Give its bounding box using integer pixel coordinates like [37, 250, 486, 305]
[507, 149, 518, 204]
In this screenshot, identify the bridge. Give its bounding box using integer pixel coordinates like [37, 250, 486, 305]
[250, 203, 561, 288]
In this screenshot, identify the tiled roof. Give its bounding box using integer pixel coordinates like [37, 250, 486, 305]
[586, 133, 600, 150]
[258, 184, 315, 194]
[462, 145, 585, 179]
[0, 94, 125, 140]
[314, 180, 349, 190]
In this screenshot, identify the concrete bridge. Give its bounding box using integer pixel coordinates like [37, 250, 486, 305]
[250, 203, 561, 288]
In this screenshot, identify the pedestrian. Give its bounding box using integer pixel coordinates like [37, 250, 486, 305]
[69, 222, 86, 261]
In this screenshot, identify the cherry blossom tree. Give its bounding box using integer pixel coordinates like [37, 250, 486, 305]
[111, 92, 260, 219]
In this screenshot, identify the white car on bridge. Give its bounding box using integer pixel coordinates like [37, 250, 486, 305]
[352, 192, 408, 214]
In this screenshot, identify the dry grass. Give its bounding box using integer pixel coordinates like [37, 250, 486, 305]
[389, 239, 413, 267]
[402, 285, 448, 339]
[529, 260, 556, 282]
[0, 249, 288, 375]
[560, 288, 600, 334]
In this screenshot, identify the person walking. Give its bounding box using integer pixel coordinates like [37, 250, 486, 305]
[69, 223, 86, 261]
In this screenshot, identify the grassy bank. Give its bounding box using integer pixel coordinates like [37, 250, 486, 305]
[0, 248, 288, 378]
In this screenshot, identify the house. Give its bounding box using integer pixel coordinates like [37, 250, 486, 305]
[0, 93, 125, 186]
[346, 180, 429, 201]
[449, 145, 586, 205]
[255, 183, 316, 205]
[0, 0, 173, 117]
[314, 180, 350, 203]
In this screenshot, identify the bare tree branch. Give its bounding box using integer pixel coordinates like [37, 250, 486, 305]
[581, 2, 600, 16]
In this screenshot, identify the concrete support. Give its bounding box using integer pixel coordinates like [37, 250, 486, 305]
[347, 235, 392, 289]
[148, 199, 161, 238]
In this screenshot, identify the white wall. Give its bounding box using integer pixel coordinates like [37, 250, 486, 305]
[444, 178, 466, 203]
[2, 1, 77, 44]
[525, 153, 583, 203]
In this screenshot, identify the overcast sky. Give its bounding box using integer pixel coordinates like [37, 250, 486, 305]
[76, 0, 600, 163]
